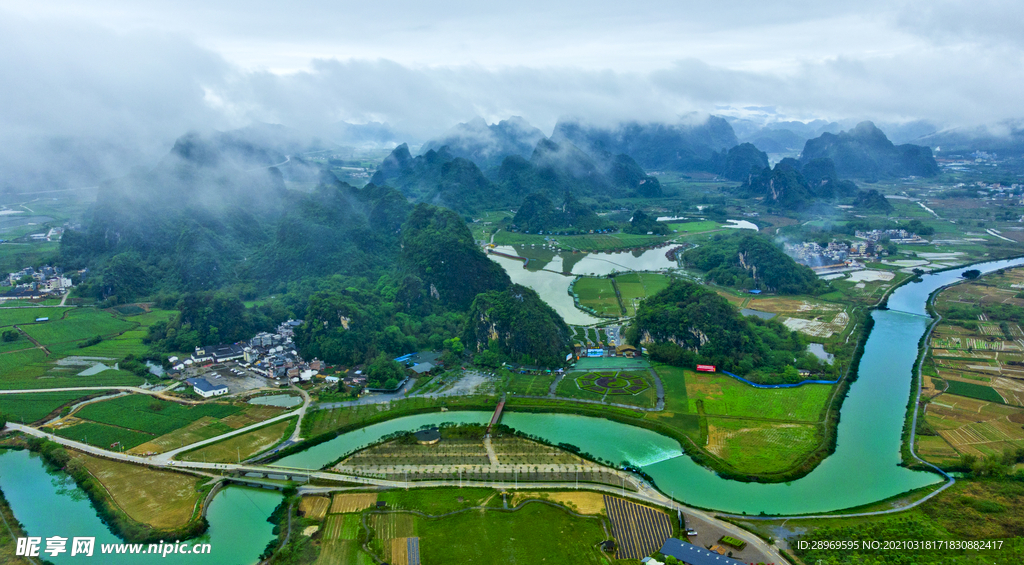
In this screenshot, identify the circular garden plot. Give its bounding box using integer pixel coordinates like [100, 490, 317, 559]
[576, 371, 649, 395]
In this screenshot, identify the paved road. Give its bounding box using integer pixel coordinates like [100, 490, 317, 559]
[287, 384, 312, 443]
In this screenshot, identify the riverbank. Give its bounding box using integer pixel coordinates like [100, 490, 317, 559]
[15, 436, 211, 544]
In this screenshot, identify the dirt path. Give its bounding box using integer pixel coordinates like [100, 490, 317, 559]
[14, 324, 49, 355]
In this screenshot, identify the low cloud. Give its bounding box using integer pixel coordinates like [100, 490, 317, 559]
[1, 4, 1023, 191]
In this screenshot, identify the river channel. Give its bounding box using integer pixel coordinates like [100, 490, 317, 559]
[487, 244, 677, 325]
[1, 257, 1021, 559]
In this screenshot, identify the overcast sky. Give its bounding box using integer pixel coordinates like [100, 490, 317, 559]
[1, 0, 1022, 169]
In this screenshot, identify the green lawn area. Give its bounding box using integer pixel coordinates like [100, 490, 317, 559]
[555, 371, 658, 408]
[504, 372, 557, 396]
[654, 364, 689, 414]
[683, 370, 832, 422]
[408, 500, 610, 564]
[0, 391, 96, 423]
[75, 394, 243, 435]
[666, 220, 719, 233]
[573, 277, 622, 317]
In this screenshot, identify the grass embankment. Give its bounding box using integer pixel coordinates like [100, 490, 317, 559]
[28, 438, 209, 543]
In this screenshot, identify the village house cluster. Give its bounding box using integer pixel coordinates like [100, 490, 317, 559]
[0, 265, 73, 299]
[171, 319, 325, 386]
[784, 240, 875, 269]
[854, 228, 925, 244]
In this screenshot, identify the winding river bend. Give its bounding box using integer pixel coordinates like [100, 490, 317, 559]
[280, 256, 1024, 515]
[0, 257, 1021, 560]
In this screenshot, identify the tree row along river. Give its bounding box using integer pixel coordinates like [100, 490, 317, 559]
[1, 255, 1022, 564]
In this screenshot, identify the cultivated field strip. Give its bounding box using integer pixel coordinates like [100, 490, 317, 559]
[331, 493, 377, 513]
[603, 495, 671, 559]
[299, 496, 330, 520]
[390, 538, 408, 565]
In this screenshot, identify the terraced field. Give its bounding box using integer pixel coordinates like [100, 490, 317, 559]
[919, 393, 1024, 462]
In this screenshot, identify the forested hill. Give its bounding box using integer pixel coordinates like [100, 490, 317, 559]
[680, 233, 824, 294]
[370, 137, 662, 212]
[800, 121, 939, 179]
[59, 131, 411, 299]
[465, 284, 572, 367]
[419, 117, 547, 170]
[626, 279, 822, 384]
[550, 117, 737, 172]
[401, 204, 511, 310]
[738, 157, 859, 210]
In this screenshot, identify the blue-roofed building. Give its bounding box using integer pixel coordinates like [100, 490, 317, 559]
[658, 539, 746, 565]
[185, 377, 229, 398]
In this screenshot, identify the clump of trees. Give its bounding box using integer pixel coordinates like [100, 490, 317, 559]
[628, 279, 830, 384]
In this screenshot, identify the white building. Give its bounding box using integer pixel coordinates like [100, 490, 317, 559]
[186, 377, 228, 398]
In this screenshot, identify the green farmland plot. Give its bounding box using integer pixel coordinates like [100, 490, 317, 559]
[0, 307, 73, 328]
[75, 394, 243, 436]
[0, 391, 96, 423]
[945, 380, 1006, 404]
[572, 277, 622, 317]
[414, 500, 609, 565]
[666, 220, 719, 233]
[21, 308, 135, 352]
[50, 421, 155, 450]
[614, 272, 672, 316]
[684, 370, 832, 422]
[494, 231, 671, 252]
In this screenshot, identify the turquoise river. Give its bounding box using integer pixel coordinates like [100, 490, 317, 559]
[1, 256, 1022, 562]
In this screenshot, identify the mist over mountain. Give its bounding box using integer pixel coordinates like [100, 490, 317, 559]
[800, 121, 939, 179]
[420, 117, 546, 170]
[321, 121, 412, 149]
[60, 130, 409, 296]
[370, 135, 662, 212]
[917, 122, 1024, 155]
[551, 116, 737, 172]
